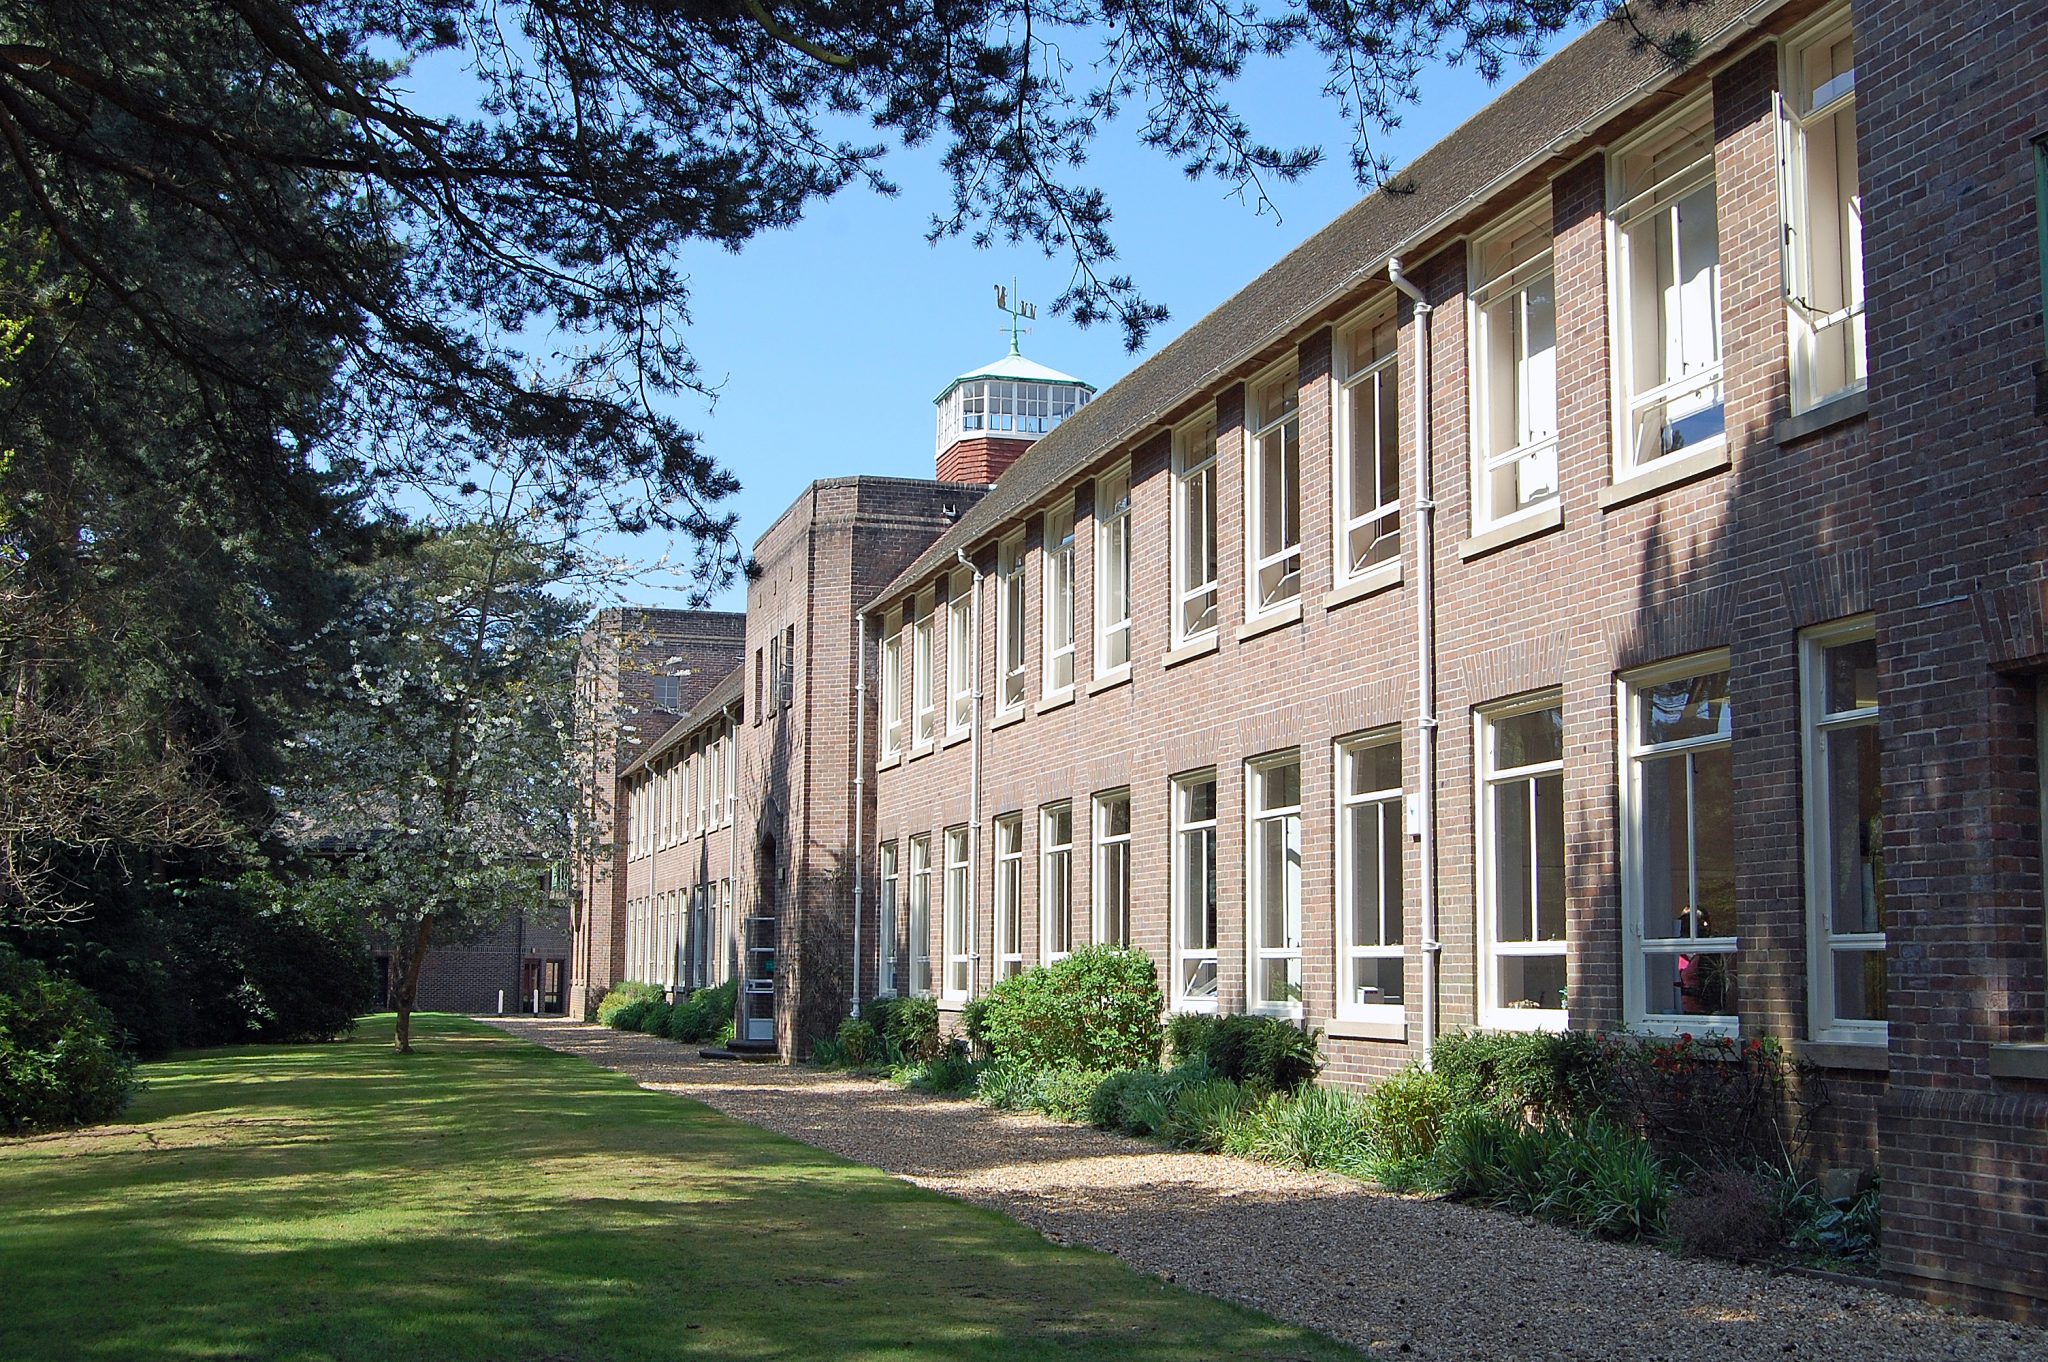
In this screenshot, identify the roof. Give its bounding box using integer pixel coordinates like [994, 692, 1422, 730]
[871, 0, 1777, 613]
[935, 348, 1095, 402]
[621, 659, 745, 779]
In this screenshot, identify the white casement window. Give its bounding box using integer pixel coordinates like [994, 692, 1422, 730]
[1801, 618, 1884, 1041]
[913, 598, 936, 746]
[696, 742, 710, 831]
[1471, 207, 1560, 528]
[725, 724, 737, 824]
[1622, 657, 1737, 1031]
[653, 771, 667, 850]
[877, 841, 900, 996]
[943, 826, 971, 1000]
[994, 814, 1025, 978]
[1041, 802, 1075, 960]
[1171, 418, 1219, 643]
[1782, 12, 1865, 412]
[947, 572, 977, 737]
[1173, 771, 1220, 1007]
[1093, 790, 1131, 946]
[908, 835, 932, 996]
[1337, 733, 1405, 1022]
[1479, 694, 1568, 1028]
[996, 535, 1027, 713]
[1246, 366, 1302, 615]
[1335, 307, 1401, 581]
[710, 734, 725, 828]
[1095, 467, 1133, 673]
[879, 616, 905, 759]
[1248, 753, 1303, 1013]
[1613, 106, 1724, 473]
[1042, 505, 1076, 695]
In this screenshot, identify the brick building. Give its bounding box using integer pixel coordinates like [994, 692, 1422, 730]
[375, 903, 572, 1016]
[571, 0, 2048, 1317]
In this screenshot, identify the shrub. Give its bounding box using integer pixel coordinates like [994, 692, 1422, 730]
[1768, 1166, 1881, 1270]
[1432, 1028, 1611, 1123]
[1086, 1069, 1150, 1128]
[0, 946, 136, 1133]
[976, 1058, 1043, 1111]
[1429, 1106, 1517, 1200]
[1166, 1012, 1221, 1067]
[810, 1035, 848, 1067]
[1032, 1068, 1111, 1123]
[882, 996, 941, 1063]
[959, 994, 992, 1053]
[836, 1017, 883, 1068]
[1164, 1079, 1256, 1153]
[1362, 1066, 1454, 1163]
[1534, 1116, 1669, 1239]
[1201, 1015, 1321, 1094]
[610, 997, 661, 1032]
[1237, 1085, 1372, 1172]
[1602, 1033, 1803, 1171]
[668, 980, 738, 1043]
[597, 981, 664, 1029]
[1668, 1166, 1782, 1260]
[974, 946, 1163, 1073]
[1114, 1070, 1175, 1135]
[902, 1041, 981, 1096]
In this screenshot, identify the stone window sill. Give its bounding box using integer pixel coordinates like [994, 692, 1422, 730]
[1324, 1017, 1407, 1042]
[1162, 634, 1220, 669]
[1034, 690, 1075, 716]
[1324, 562, 1403, 610]
[1235, 599, 1303, 642]
[1087, 667, 1133, 696]
[989, 708, 1025, 732]
[1989, 1042, 2048, 1081]
[906, 744, 933, 763]
[1459, 502, 1563, 561]
[1775, 387, 1868, 445]
[941, 730, 971, 750]
[1796, 1040, 1889, 1072]
[1597, 442, 1732, 511]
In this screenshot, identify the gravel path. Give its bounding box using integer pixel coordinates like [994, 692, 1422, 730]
[485, 1016, 2044, 1362]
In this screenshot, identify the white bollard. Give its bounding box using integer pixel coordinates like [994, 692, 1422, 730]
[532, 987, 540, 1015]
[496, 989, 504, 1015]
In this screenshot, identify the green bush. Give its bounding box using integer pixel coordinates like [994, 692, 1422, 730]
[597, 981, 664, 1029]
[959, 994, 992, 1053]
[1235, 1086, 1372, 1171]
[1115, 1070, 1176, 1135]
[975, 1058, 1043, 1110]
[1432, 1028, 1611, 1123]
[902, 1045, 982, 1096]
[1362, 1066, 1454, 1163]
[836, 1017, 883, 1068]
[1086, 1068, 1150, 1128]
[882, 996, 941, 1062]
[810, 1035, 848, 1067]
[1032, 1068, 1111, 1123]
[974, 946, 1163, 1073]
[1202, 1015, 1322, 1094]
[1531, 1116, 1669, 1239]
[1429, 1106, 1517, 1200]
[1166, 1012, 1221, 1067]
[610, 997, 661, 1032]
[0, 945, 136, 1134]
[667, 980, 738, 1043]
[1164, 1079, 1256, 1153]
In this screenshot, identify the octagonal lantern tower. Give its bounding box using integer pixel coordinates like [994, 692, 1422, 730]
[932, 344, 1094, 485]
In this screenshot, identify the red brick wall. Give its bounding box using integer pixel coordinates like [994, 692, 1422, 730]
[938, 435, 1034, 485]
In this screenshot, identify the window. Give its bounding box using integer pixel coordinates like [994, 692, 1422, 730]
[1042, 505, 1076, 694]
[1041, 802, 1075, 960]
[943, 827, 971, 999]
[996, 535, 1027, 712]
[1613, 107, 1724, 471]
[1096, 467, 1132, 672]
[908, 835, 932, 995]
[1335, 307, 1401, 580]
[1171, 418, 1219, 643]
[994, 814, 1025, 978]
[938, 378, 1090, 447]
[1173, 772, 1220, 1007]
[766, 631, 783, 717]
[654, 675, 684, 711]
[2037, 135, 2048, 356]
[778, 624, 796, 710]
[1623, 658, 1736, 1030]
[1338, 734, 1405, 1021]
[709, 733, 725, 828]
[752, 648, 763, 724]
[1479, 695, 1567, 1027]
[947, 573, 976, 736]
[1246, 367, 1302, 614]
[913, 598, 936, 746]
[1801, 619, 1884, 1040]
[696, 741, 709, 831]
[877, 842, 900, 996]
[1248, 753, 1303, 1013]
[1782, 12, 1864, 412]
[1093, 790, 1131, 946]
[1471, 208, 1559, 527]
[880, 616, 905, 758]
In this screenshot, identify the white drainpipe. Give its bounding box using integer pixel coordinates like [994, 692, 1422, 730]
[956, 547, 985, 999]
[851, 612, 867, 1017]
[1388, 254, 1442, 1070]
[725, 701, 740, 987]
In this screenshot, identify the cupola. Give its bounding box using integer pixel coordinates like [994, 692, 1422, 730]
[933, 288, 1094, 484]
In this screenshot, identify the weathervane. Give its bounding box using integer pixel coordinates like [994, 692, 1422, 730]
[994, 278, 1036, 356]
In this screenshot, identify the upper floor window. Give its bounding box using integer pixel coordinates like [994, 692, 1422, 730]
[1041, 802, 1075, 961]
[1335, 307, 1401, 581]
[1247, 753, 1303, 1014]
[994, 814, 1025, 979]
[1801, 618, 1884, 1042]
[1337, 733, 1405, 1022]
[1171, 418, 1219, 643]
[1246, 366, 1302, 615]
[1471, 208, 1559, 528]
[912, 598, 936, 746]
[1479, 694, 1567, 1029]
[1613, 107, 1724, 472]
[1042, 505, 1077, 695]
[654, 674, 684, 711]
[1782, 12, 1865, 411]
[1096, 467, 1133, 673]
[947, 572, 976, 737]
[1173, 770, 1220, 1008]
[879, 615, 904, 759]
[996, 534, 1027, 713]
[1093, 790, 1131, 946]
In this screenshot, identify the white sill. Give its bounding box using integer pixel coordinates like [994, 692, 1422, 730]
[1325, 1015, 1407, 1042]
[989, 708, 1025, 732]
[941, 729, 971, 750]
[1597, 440, 1732, 511]
[1459, 502, 1563, 560]
[1162, 633, 1220, 669]
[1248, 1004, 1305, 1022]
[907, 743, 934, 762]
[1172, 1000, 1221, 1015]
[1627, 1016, 1742, 1040]
[1087, 668, 1132, 696]
[1325, 562, 1403, 610]
[1478, 1008, 1569, 1033]
[1235, 598, 1303, 642]
[1034, 689, 1075, 716]
[1776, 386, 1869, 445]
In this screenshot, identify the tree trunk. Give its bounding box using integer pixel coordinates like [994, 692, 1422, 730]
[393, 912, 435, 1053]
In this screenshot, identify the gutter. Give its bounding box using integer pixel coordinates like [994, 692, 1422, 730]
[851, 612, 867, 1017]
[957, 546, 985, 999]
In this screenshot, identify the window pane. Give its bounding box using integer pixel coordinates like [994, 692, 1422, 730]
[1182, 957, 1219, 1000]
[1349, 741, 1401, 795]
[1639, 671, 1731, 746]
[1180, 826, 1217, 950]
[1642, 948, 1738, 1018]
[1184, 777, 1217, 824]
[1637, 752, 1689, 941]
[1259, 818, 1292, 945]
[1353, 956, 1404, 1007]
[1500, 954, 1566, 1013]
[1693, 744, 1736, 939]
[1260, 956, 1302, 1006]
[1260, 760, 1301, 811]
[1831, 945, 1887, 1022]
[1349, 805, 1388, 947]
[1496, 705, 1563, 768]
[1494, 780, 1533, 944]
[1826, 722, 1884, 935]
[1535, 773, 1566, 942]
[1825, 638, 1879, 714]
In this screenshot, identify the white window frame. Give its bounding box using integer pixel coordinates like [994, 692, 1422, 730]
[1042, 504, 1077, 696]
[1336, 731, 1405, 1024]
[994, 813, 1025, 979]
[879, 614, 905, 759]
[1092, 789, 1131, 946]
[908, 834, 932, 996]
[1800, 615, 1886, 1044]
[1095, 465, 1133, 675]
[1040, 802, 1075, 961]
[943, 826, 972, 1000]
[996, 533, 1027, 714]
[696, 739, 710, 831]
[1780, 7, 1865, 414]
[1245, 362, 1302, 617]
[947, 570, 977, 738]
[1469, 202, 1560, 530]
[1172, 770, 1220, 1010]
[912, 595, 936, 748]
[1246, 751, 1304, 1017]
[877, 841, 900, 997]
[1171, 416, 1219, 645]
[1477, 691, 1569, 1031]
[1333, 303, 1403, 586]
[1619, 652, 1739, 1035]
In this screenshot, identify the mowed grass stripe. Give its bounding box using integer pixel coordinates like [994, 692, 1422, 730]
[0, 1014, 1368, 1362]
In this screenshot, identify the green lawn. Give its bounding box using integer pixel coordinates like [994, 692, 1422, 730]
[0, 1014, 1366, 1362]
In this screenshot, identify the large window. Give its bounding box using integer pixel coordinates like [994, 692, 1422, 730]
[996, 534, 1027, 713]
[1802, 619, 1884, 1040]
[908, 835, 932, 996]
[1246, 367, 1302, 615]
[1041, 802, 1075, 960]
[1093, 790, 1131, 946]
[943, 826, 971, 1000]
[1614, 108, 1723, 471]
[1479, 695, 1567, 1027]
[913, 599, 936, 746]
[1173, 771, 1220, 1007]
[994, 814, 1025, 978]
[947, 572, 976, 737]
[1096, 467, 1133, 673]
[1623, 658, 1736, 1030]
[877, 841, 900, 996]
[1335, 307, 1401, 581]
[879, 617, 904, 758]
[1248, 753, 1303, 1014]
[1042, 505, 1076, 695]
[1471, 208, 1559, 528]
[1338, 734, 1404, 1022]
[1171, 418, 1219, 643]
[1782, 12, 1865, 412]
